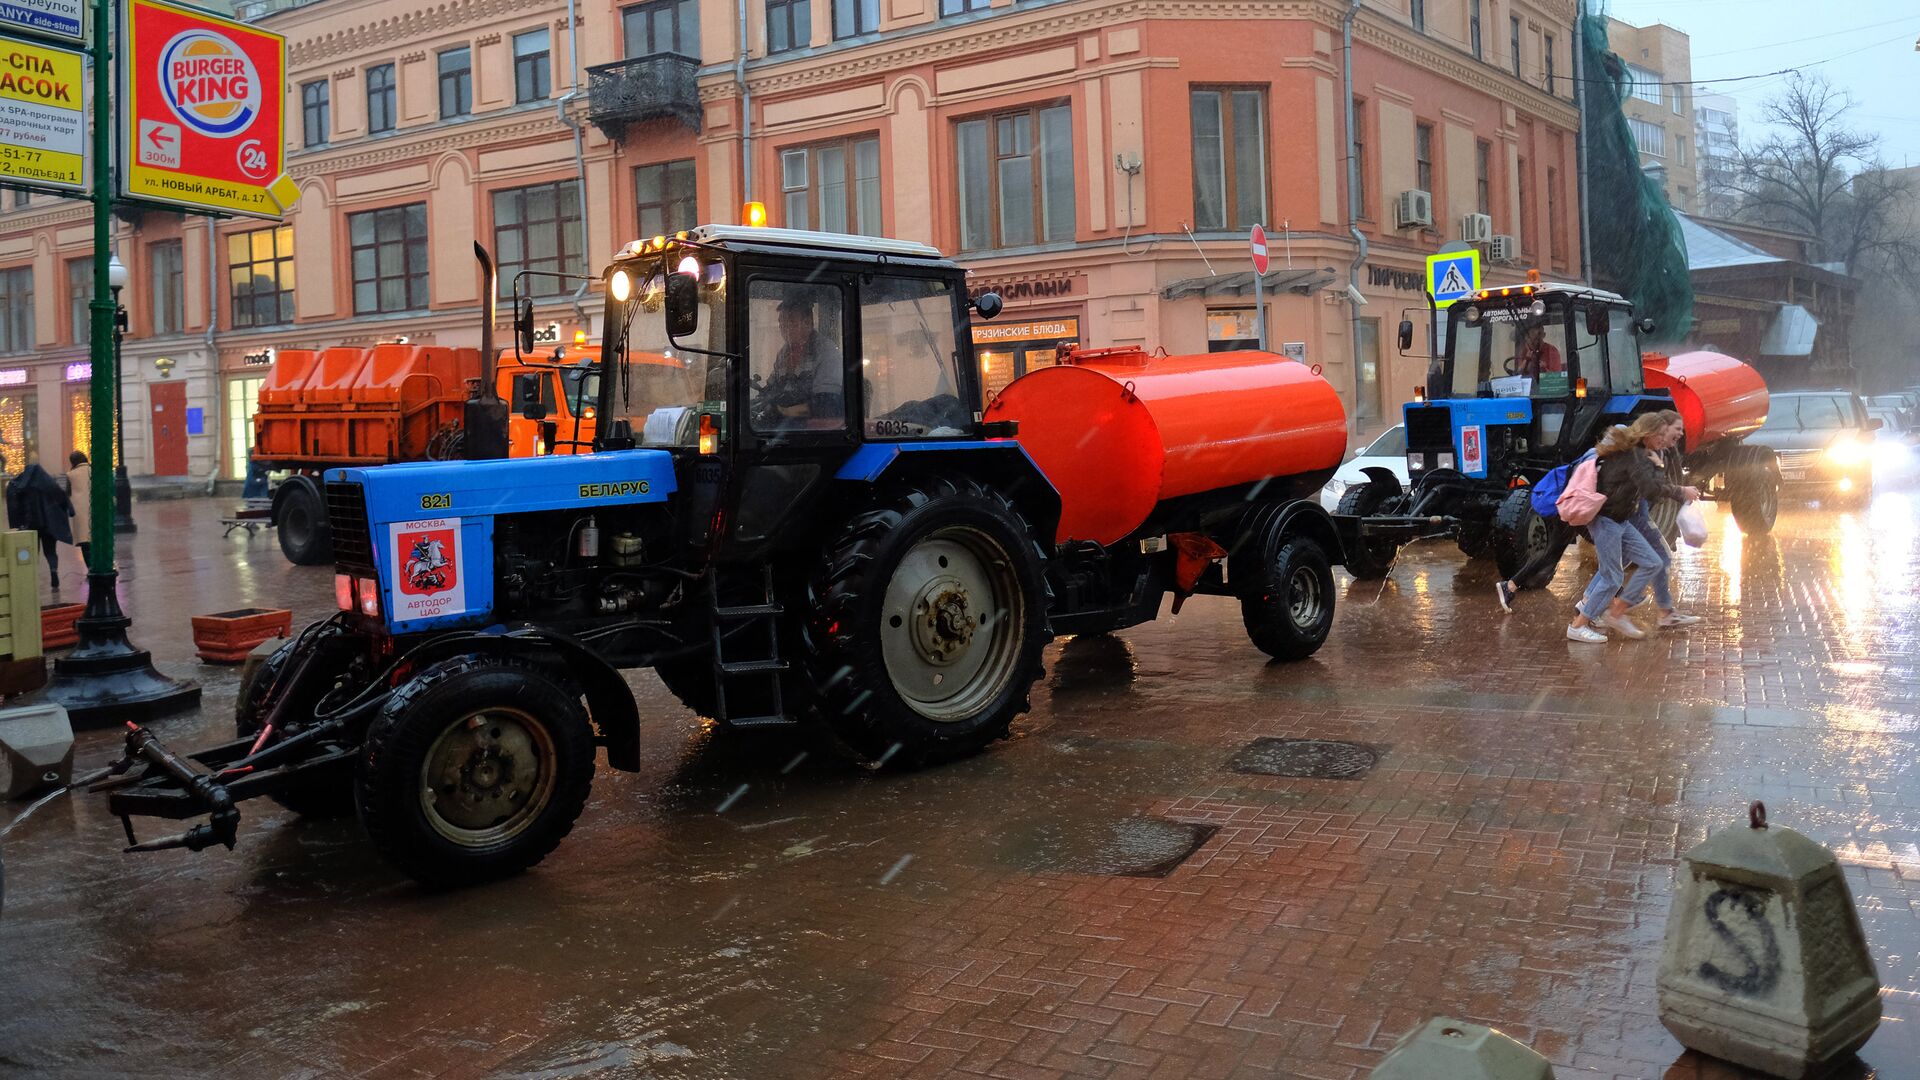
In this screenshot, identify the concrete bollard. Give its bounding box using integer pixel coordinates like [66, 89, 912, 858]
[1658, 802, 1880, 1079]
[1371, 1018, 1554, 1079]
[0, 702, 74, 800]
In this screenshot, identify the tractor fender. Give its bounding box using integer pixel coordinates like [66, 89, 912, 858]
[835, 442, 1063, 551]
[1358, 466, 1403, 496]
[395, 627, 643, 772]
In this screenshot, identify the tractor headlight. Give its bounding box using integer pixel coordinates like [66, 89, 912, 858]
[1407, 452, 1425, 473]
[609, 269, 633, 303]
[1827, 436, 1868, 467]
[1437, 452, 1456, 470]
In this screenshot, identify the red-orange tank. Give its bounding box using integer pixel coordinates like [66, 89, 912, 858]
[984, 347, 1348, 545]
[1642, 351, 1769, 448]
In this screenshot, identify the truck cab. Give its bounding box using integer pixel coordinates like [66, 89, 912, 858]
[496, 342, 601, 456]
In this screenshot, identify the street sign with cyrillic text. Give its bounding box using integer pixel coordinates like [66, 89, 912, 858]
[0, 37, 86, 192]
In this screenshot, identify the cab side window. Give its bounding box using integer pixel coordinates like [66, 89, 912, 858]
[1606, 308, 1644, 394]
[859, 276, 970, 438]
[1570, 306, 1600, 388]
[747, 279, 847, 434]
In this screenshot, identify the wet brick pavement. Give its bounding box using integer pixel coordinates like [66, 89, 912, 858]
[2, 486, 1918, 1079]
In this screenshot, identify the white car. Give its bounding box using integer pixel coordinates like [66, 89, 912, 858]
[1320, 424, 1410, 511]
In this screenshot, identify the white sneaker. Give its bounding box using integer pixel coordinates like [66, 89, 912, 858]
[1660, 612, 1702, 628]
[1566, 624, 1608, 644]
[1601, 613, 1646, 640]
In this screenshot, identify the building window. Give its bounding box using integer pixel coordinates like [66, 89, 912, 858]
[1190, 87, 1268, 231]
[1475, 139, 1491, 215]
[766, 0, 809, 52]
[366, 63, 396, 134]
[636, 159, 698, 237]
[514, 30, 551, 103]
[624, 0, 699, 57]
[1351, 96, 1367, 219]
[955, 104, 1074, 251]
[1547, 166, 1561, 261]
[151, 241, 184, 335]
[1629, 118, 1665, 157]
[301, 79, 328, 147]
[1516, 155, 1529, 254]
[1509, 16, 1521, 78]
[832, 0, 878, 39]
[780, 136, 882, 235]
[493, 181, 584, 298]
[349, 205, 429, 314]
[1415, 122, 1434, 195]
[1626, 64, 1662, 105]
[1543, 34, 1555, 93]
[10, 190, 26, 209]
[439, 48, 472, 118]
[229, 226, 296, 328]
[0, 268, 31, 353]
[1672, 86, 1685, 115]
[1469, 0, 1482, 59]
[67, 257, 92, 345]
[940, 0, 988, 13]
[1409, 0, 1424, 32]
[1206, 309, 1261, 352]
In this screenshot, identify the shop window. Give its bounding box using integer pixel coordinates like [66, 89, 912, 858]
[859, 275, 968, 438]
[349, 204, 429, 314]
[228, 375, 265, 479]
[624, 0, 699, 57]
[1190, 87, 1267, 231]
[832, 0, 878, 39]
[0, 268, 31, 353]
[301, 79, 328, 147]
[514, 30, 551, 103]
[151, 241, 185, 335]
[366, 63, 396, 134]
[494, 180, 584, 298]
[439, 48, 472, 119]
[766, 0, 809, 53]
[747, 279, 846, 434]
[1206, 308, 1261, 353]
[779, 136, 881, 236]
[67, 257, 92, 345]
[229, 226, 295, 328]
[0, 387, 37, 473]
[636, 159, 697, 238]
[955, 103, 1074, 251]
[1356, 316, 1380, 421]
[970, 317, 1078, 403]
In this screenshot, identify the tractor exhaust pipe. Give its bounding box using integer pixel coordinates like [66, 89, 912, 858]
[466, 243, 510, 460]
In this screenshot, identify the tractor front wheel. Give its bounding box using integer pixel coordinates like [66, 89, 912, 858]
[357, 656, 595, 887]
[1491, 488, 1554, 582]
[1333, 480, 1402, 580]
[807, 475, 1049, 767]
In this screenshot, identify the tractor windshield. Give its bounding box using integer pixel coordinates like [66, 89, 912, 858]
[602, 252, 731, 447]
[1449, 303, 1572, 399]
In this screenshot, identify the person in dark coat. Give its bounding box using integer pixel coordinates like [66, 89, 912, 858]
[6, 452, 76, 591]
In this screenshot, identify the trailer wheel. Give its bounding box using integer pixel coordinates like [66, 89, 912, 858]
[235, 637, 356, 820]
[357, 656, 595, 887]
[276, 482, 334, 566]
[1333, 480, 1401, 580]
[1491, 488, 1554, 581]
[807, 475, 1048, 767]
[1234, 534, 1336, 662]
[1729, 450, 1780, 534]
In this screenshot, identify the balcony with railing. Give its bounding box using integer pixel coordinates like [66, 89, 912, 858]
[587, 54, 701, 139]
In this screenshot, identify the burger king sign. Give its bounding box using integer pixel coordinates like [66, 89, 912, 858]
[120, 0, 298, 219]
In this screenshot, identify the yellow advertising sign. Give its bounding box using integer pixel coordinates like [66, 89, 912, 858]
[0, 38, 86, 192]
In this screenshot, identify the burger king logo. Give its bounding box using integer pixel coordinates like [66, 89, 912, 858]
[158, 30, 260, 139]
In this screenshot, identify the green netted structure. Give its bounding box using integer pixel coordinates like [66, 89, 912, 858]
[1579, 6, 1693, 342]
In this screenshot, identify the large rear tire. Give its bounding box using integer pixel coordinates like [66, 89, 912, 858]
[806, 475, 1048, 767]
[1232, 534, 1336, 662]
[1333, 480, 1401, 580]
[357, 656, 595, 887]
[1491, 488, 1553, 582]
[1729, 449, 1780, 534]
[277, 482, 333, 566]
[235, 635, 355, 820]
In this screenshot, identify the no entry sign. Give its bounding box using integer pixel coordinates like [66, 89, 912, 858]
[118, 0, 298, 218]
[0, 38, 86, 191]
[1250, 224, 1269, 276]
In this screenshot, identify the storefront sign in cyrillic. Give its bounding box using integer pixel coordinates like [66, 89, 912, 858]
[0, 37, 86, 192]
[971, 318, 1080, 345]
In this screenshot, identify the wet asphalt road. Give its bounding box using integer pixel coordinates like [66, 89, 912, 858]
[2, 471, 1919, 1079]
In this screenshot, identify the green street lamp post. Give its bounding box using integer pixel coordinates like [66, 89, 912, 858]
[107, 253, 136, 533]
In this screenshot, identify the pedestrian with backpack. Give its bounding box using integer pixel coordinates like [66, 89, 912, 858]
[1566, 414, 1701, 643]
[1495, 449, 1594, 612]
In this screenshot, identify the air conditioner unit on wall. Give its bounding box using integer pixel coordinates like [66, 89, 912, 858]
[1460, 213, 1494, 244]
[1395, 189, 1433, 229]
[1490, 235, 1518, 264]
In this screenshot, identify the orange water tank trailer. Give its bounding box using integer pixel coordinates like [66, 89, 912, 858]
[1642, 351, 1769, 448]
[984, 347, 1348, 546]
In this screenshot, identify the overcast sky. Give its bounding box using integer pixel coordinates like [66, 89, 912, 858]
[1605, 1, 1920, 169]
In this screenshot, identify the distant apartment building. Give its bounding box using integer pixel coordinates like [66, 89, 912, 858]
[1693, 91, 1741, 217]
[0, 0, 1587, 477]
[1606, 17, 1695, 213]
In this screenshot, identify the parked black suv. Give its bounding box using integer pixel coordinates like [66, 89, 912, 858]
[1744, 390, 1881, 507]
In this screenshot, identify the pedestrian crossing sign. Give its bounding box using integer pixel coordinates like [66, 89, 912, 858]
[1427, 251, 1480, 308]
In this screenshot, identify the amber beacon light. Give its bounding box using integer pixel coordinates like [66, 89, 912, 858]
[742, 201, 768, 228]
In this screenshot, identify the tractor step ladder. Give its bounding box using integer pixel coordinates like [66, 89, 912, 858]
[710, 565, 797, 729]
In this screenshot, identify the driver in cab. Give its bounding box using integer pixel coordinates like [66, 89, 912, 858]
[759, 295, 845, 426]
[1513, 322, 1564, 377]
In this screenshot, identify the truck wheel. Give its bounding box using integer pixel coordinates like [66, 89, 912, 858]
[1491, 488, 1552, 581]
[807, 475, 1048, 767]
[235, 634, 355, 819]
[1729, 450, 1780, 534]
[277, 483, 334, 566]
[1455, 523, 1493, 560]
[1333, 480, 1401, 580]
[1233, 534, 1336, 662]
[357, 656, 595, 887]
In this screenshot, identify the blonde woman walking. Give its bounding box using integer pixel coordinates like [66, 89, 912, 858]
[1567, 411, 1700, 643]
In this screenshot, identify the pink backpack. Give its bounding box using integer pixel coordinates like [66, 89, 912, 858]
[1555, 454, 1606, 525]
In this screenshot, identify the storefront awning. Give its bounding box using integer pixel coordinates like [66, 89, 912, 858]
[1159, 267, 1337, 300]
[1759, 303, 1819, 358]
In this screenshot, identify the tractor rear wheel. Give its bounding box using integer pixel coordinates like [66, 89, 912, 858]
[1232, 533, 1336, 662]
[1729, 449, 1780, 534]
[277, 482, 333, 566]
[1333, 480, 1401, 580]
[235, 635, 355, 820]
[806, 475, 1048, 768]
[357, 656, 595, 887]
[1491, 488, 1553, 582]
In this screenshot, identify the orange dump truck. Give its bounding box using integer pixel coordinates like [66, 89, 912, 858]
[252, 342, 599, 564]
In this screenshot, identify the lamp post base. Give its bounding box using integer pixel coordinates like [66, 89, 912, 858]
[41, 572, 199, 729]
[113, 464, 137, 533]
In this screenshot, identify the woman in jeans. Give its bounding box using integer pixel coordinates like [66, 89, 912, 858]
[1625, 415, 1702, 629]
[1567, 411, 1701, 643]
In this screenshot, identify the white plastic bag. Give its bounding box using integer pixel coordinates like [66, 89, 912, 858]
[1677, 502, 1708, 548]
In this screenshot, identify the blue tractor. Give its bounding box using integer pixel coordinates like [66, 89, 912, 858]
[96, 226, 1355, 886]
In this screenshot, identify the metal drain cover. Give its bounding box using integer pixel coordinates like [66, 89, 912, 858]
[1230, 738, 1382, 780]
[996, 817, 1219, 878]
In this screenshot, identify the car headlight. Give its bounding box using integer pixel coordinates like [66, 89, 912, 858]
[1324, 478, 1350, 498]
[1827, 437, 1868, 467]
